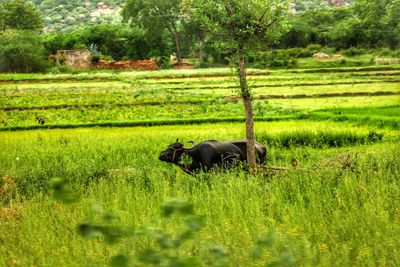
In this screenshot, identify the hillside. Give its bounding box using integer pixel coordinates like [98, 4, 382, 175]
[293, 0, 353, 11]
[32, 0, 124, 32]
[33, 0, 354, 32]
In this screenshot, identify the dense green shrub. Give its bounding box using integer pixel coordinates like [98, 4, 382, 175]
[374, 48, 400, 58]
[43, 24, 171, 61]
[91, 54, 101, 63]
[0, 30, 49, 72]
[250, 50, 298, 68]
[342, 47, 368, 57]
[284, 45, 336, 58]
[0, 0, 43, 32]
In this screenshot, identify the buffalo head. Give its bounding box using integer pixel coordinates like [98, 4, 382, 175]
[159, 139, 185, 164]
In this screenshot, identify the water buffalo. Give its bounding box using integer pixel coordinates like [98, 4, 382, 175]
[159, 139, 244, 174]
[229, 140, 266, 164]
[159, 139, 266, 175]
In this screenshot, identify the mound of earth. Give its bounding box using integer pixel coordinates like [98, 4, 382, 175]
[93, 59, 159, 70]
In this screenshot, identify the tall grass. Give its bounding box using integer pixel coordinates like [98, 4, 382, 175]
[0, 121, 390, 200]
[0, 124, 399, 266]
[1, 67, 400, 266]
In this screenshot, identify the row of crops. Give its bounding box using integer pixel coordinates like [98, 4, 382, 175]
[1, 67, 399, 130]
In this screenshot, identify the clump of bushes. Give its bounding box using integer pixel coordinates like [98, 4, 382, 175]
[283, 45, 336, 58]
[91, 54, 101, 63]
[342, 47, 368, 57]
[248, 45, 342, 68]
[0, 30, 49, 73]
[249, 50, 298, 68]
[374, 48, 400, 58]
[258, 130, 383, 148]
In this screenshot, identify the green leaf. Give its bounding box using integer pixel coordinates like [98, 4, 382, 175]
[49, 177, 78, 203]
[102, 226, 132, 245]
[161, 199, 194, 217]
[154, 230, 174, 249]
[183, 215, 205, 232]
[110, 255, 129, 267]
[209, 245, 228, 259]
[53, 190, 77, 204]
[251, 246, 263, 260]
[257, 232, 276, 248]
[138, 249, 161, 265]
[77, 223, 102, 240]
[104, 212, 119, 222]
[251, 232, 276, 260]
[49, 177, 66, 191]
[266, 261, 282, 267]
[167, 257, 200, 267]
[174, 230, 193, 248]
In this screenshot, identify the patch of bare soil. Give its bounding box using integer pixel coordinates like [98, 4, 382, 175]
[93, 59, 159, 70]
[172, 63, 195, 69]
[0, 78, 110, 84]
[312, 152, 360, 172]
[0, 175, 16, 197]
[0, 205, 23, 222]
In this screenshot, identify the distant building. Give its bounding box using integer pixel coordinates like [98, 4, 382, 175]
[53, 50, 92, 69]
[289, 3, 296, 14]
[328, 0, 350, 7]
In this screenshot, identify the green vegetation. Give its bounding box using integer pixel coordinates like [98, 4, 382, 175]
[0, 1, 48, 72]
[8, 0, 392, 72]
[33, 0, 124, 32]
[1, 1, 398, 74]
[1, 120, 399, 265]
[1, 0, 400, 264]
[0, 0, 43, 31]
[0, 30, 48, 73]
[1, 67, 399, 266]
[1, 67, 399, 130]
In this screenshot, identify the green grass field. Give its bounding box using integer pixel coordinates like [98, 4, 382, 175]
[0, 67, 399, 266]
[1, 66, 399, 130]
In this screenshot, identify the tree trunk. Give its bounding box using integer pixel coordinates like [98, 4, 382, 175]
[167, 23, 182, 67]
[198, 30, 206, 63]
[237, 44, 257, 168]
[174, 32, 182, 67]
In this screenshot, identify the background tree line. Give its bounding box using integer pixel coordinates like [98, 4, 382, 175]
[0, 0, 399, 73]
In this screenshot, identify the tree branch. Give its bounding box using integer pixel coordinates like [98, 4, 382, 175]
[257, 5, 270, 23]
[223, 0, 234, 17]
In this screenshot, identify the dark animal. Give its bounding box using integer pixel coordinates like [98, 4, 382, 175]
[229, 140, 266, 164]
[159, 139, 245, 174]
[291, 158, 298, 169]
[36, 117, 45, 125]
[159, 139, 266, 175]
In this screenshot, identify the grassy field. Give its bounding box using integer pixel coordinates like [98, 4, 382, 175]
[0, 67, 400, 266]
[1, 66, 399, 130]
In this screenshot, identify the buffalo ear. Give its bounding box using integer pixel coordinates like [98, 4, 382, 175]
[176, 138, 179, 143]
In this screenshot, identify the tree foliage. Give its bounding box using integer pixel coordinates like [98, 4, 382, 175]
[43, 24, 168, 61]
[183, 0, 290, 167]
[32, 0, 124, 32]
[0, 1, 47, 73]
[0, 30, 48, 72]
[122, 0, 186, 65]
[183, 0, 290, 84]
[0, 0, 43, 31]
[354, 0, 400, 48]
[281, 1, 400, 49]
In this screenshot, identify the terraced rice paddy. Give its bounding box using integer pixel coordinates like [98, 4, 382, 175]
[0, 66, 399, 266]
[1, 66, 399, 130]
